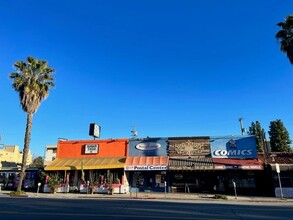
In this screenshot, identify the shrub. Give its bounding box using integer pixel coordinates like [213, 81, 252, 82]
[10, 190, 26, 195]
[214, 194, 228, 200]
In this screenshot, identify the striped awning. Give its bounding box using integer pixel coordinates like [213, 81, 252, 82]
[169, 157, 214, 170]
[125, 156, 169, 171]
[44, 157, 126, 171]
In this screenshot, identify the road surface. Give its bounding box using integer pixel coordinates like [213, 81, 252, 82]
[0, 197, 292, 220]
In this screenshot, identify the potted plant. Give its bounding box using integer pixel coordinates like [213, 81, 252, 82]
[47, 173, 61, 193]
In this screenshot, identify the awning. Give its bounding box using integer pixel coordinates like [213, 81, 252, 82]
[44, 157, 126, 171]
[125, 156, 169, 171]
[169, 157, 214, 170]
[213, 158, 263, 170]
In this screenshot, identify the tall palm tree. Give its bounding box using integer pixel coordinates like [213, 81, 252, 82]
[10, 56, 55, 192]
[276, 15, 293, 64]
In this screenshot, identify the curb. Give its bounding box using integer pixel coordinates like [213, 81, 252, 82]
[1, 191, 293, 203]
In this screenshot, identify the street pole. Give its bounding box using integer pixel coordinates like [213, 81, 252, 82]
[164, 181, 167, 198]
[37, 182, 41, 193]
[275, 163, 284, 199]
[239, 118, 245, 135]
[232, 180, 237, 199]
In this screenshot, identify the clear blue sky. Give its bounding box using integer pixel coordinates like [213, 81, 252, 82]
[0, 0, 292, 157]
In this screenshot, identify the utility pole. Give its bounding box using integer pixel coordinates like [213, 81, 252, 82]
[239, 118, 246, 135]
[131, 125, 138, 138]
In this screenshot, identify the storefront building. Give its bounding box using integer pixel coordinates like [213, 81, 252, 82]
[125, 138, 169, 192]
[0, 167, 40, 190]
[210, 135, 264, 195]
[167, 135, 264, 195]
[168, 136, 214, 193]
[43, 135, 267, 195]
[44, 139, 128, 194]
[263, 152, 293, 198]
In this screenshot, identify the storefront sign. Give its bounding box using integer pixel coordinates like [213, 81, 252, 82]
[129, 138, 168, 156]
[213, 149, 253, 157]
[168, 137, 211, 156]
[135, 142, 161, 151]
[214, 165, 262, 170]
[84, 144, 98, 154]
[169, 165, 214, 170]
[125, 165, 168, 171]
[210, 136, 257, 159]
[89, 123, 101, 138]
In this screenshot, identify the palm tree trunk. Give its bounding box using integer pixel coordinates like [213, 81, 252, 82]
[17, 112, 33, 192]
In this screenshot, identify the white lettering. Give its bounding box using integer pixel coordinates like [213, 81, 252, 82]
[214, 149, 253, 156]
[135, 142, 161, 151]
[131, 165, 167, 171]
[85, 144, 98, 154]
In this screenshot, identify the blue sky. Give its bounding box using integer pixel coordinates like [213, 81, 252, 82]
[0, 0, 292, 157]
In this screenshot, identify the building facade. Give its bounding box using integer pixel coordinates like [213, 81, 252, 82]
[125, 138, 169, 192]
[0, 145, 32, 169]
[44, 135, 270, 196]
[44, 139, 128, 193]
[168, 136, 214, 193]
[44, 145, 57, 166]
[260, 152, 293, 198]
[210, 136, 263, 195]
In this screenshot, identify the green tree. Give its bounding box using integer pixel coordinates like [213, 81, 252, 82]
[248, 121, 266, 152]
[10, 56, 55, 192]
[275, 15, 293, 64]
[30, 156, 44, 168]
[268, 119, 292, 152]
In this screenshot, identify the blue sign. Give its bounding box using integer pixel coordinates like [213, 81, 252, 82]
[210, 135, 257, 159]
[128, 138, 168, 156]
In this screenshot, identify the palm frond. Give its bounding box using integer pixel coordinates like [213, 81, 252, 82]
[276, 15, 293, 64]
[10, 56, 55, 114]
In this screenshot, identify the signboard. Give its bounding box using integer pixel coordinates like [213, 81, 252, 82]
[214, 164, 262, 170]
[135, 142, 161, 151]
[210, 135, 257, 159]
[84, 144, 99, 154]
[276, 163, 280, 173]
[125, 165, 168, 171]
[89, 123, 101, 138]
[168, 137, 211, 157]
[129, 138, 168, 156]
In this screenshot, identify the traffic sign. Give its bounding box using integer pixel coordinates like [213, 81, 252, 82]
[276, 163, 280, 173]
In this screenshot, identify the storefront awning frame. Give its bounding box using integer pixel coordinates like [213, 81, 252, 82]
[124, 156, 169, 171]
[44, 157, 126, 171]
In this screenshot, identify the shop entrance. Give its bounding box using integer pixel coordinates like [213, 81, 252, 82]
[129, 171, 167, 192]
[170, 171, 216, 193]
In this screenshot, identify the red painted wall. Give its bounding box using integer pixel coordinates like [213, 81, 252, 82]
[56, 139, 128, 158]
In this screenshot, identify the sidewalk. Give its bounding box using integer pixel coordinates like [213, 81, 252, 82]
[1, 189, 293, 203]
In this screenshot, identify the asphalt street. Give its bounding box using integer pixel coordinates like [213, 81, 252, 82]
[1, 195, 293, 220]
[0, 191, 293, 220]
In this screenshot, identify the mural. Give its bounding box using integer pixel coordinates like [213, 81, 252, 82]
[168, 137, 211, 157]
